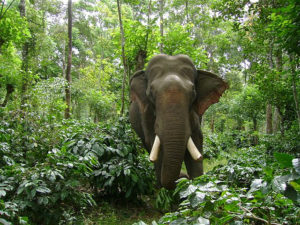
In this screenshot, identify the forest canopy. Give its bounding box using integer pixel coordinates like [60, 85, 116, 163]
[0, 0, 299, 224]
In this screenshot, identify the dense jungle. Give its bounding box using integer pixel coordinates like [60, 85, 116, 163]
[0, 0, 299, 224]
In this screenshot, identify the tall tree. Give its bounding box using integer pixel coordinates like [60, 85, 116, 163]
[65, 0, 72, 119]
[159, 0, 164, 53]
[19, 0, 30, 107]
[117, 0, 128, 115]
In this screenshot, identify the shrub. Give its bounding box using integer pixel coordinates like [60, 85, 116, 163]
[151, 146, 300, 225]
[0, 112, 155, 224]
[63, 117, 155, 200]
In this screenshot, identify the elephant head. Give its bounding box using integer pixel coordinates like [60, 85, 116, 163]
[129, 54, 228, 189]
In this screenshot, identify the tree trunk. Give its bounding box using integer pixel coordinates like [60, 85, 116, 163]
[62, 39, 66, 77]
[1, 83, 14, 107]
[252, 117, 258, 145]
[273, 106, 281, 133]
[266, 103, 273, 134]
[19, 0, 30, 107]
[185, 0, 189, 23]
[289, 54, 300, 130]
[253, 117, 258, 132]
[64, 0, 72, 119]
[135, 0, 152, 71]
[117, 0, 128, 115]
[159, 0, 164, 53]
[135, 50, 147, 71]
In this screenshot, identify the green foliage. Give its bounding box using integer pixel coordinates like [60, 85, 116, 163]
[267, 0, 300, 56]
[64, 116, 155, 200]
[0, 113, 155, 224]
[155, 146, 300, 225]
[155, 188, 175, 212]
[163, 23, 208, 67]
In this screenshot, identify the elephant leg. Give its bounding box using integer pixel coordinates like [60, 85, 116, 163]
[129, 101, 147, 148]
[184, 132, 203, 179]
[154, 151, 163, 187]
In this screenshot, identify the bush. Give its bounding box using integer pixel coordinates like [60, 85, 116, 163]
[63, 117, 155, 200]
[0, 112, 155, 224]
[260, 130, 300, 156]
[204, 131, 252, 159]
[151, 146, 300, 225]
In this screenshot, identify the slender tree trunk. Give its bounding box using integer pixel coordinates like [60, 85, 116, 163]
[266, 103, 273, 134]
[273, 106, 281, 133]
[1, 83, 14, 107]
[135, 0, 152, 71]
[253, 117, 258, 132]
[65, 0, 72, 119]
[117, 0, 128, 115]
[62, 39, 66, 77]
[265, 43, 274, 134]
[159, 0, 164, 53]
[19, 0, 30, 107]
[185, 0, 189, 23]
[252, 117, 258, 145]
[289, 54, 300, 130]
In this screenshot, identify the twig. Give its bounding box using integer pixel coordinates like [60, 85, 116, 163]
[0, 0, 6, 19]
[239, 205, 281, 225]
[0, 0, 16, 20]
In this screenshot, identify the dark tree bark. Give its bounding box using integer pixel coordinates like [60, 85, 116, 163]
[19, 0, 30, 107]
[65, 0, 72, 119]
[273, 106, 281, 133]
[1, 83, 14, 107]
[135, 50, 147, 71]
[0, 0, 17, 21]
[265, 42, 274, 134]
[289, 54, 300, 130]
[266, 103, 273, 134]
[135, 0, 152, 71]
[185, 0, 189, 23]
[117, 0, 128, 115]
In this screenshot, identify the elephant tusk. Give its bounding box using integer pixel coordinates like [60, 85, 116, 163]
[187, 137, 203, 161]
[149, 135, 160, 162]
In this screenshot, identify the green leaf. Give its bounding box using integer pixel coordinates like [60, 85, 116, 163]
[180, 184, 197, 198]
[195, 217, 210, 225]
[292, 159, 300, 174]
[289, 180, 300, 192]
[0, 190, 6, 197]
[274, 152, 294, 169]
[190, 192, 206, 207]
[0, 218, 12, 225]
[36, 186, 51, 194]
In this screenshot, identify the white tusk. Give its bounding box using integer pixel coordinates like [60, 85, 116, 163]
[187, 137, 203, 161]
[149, 135, 160, 162]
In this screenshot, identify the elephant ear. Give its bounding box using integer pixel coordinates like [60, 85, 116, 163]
[130, 70, 149, 112]
[194, 70, 228, 115]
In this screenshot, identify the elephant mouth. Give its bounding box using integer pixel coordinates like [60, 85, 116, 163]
[149, 135, 203, 162]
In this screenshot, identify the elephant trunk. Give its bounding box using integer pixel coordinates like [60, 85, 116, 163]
[157, 107, 190, 190]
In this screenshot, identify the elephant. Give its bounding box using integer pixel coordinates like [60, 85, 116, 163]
[129, 54, 228, 189]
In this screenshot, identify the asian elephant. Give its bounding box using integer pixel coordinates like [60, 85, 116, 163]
[129, 54, 228, 189]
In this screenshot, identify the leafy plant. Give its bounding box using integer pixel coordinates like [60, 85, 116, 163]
[63, 116, 155, 200]
[150, 146, 300, 225]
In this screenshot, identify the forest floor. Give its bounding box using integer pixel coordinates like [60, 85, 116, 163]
[80, 197, 162, 224]
[79, 157, 228, 225]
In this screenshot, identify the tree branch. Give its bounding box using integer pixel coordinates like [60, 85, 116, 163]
[239, 205, 281, 225]
[0, 0, 16, 20]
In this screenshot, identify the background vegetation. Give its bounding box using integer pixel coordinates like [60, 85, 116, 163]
[0, 0, 299, 224]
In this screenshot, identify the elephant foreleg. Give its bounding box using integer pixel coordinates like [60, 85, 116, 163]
[184, 132, 203, 178]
